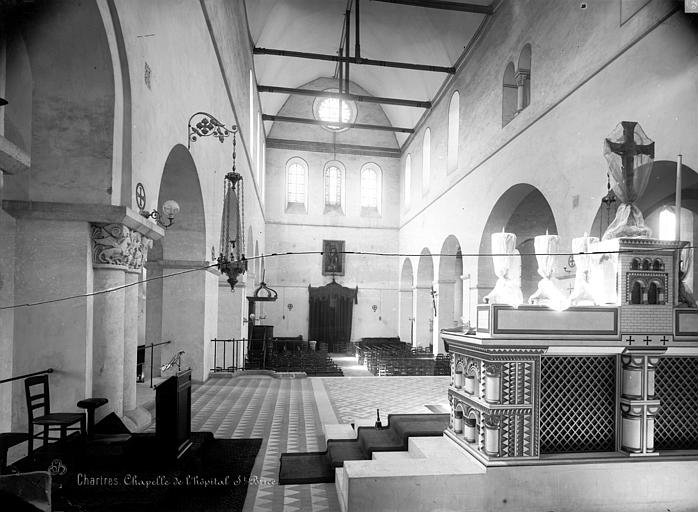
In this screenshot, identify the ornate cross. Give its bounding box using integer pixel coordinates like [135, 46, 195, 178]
[605, 121, 654, 198]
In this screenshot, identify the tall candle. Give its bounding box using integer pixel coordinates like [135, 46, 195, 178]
[572, 234, 599, 273]
[534, 232, 559, 280]
[676, 154, 682, 241]
[491, 231, 516, 255]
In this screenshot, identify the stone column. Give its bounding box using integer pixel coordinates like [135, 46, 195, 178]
[92, 266, 126, 416]
[122, 271, 139, 412]
[620, 350, 662, 456]
[515, 69, 530, 113]
[91, 223, 152, 418]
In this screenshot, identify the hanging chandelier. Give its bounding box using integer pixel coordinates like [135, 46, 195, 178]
[218, 125, 247, 290]
[188, 112, 247, 291]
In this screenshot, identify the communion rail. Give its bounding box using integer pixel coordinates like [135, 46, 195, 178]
[209, 338, 247, 373]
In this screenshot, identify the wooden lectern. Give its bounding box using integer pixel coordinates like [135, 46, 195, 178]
[155, 369, 192, 459]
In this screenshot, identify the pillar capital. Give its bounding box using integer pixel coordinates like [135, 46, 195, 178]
[91, 223, 153, 272]
[515, 68, 530, 85]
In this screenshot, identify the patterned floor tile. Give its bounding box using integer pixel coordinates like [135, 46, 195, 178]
[167, 370, 451, 512]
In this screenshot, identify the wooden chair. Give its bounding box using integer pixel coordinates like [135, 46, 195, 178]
[24, 375, 85, 454]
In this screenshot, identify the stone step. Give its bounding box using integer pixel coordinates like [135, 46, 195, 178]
[335, 435, 698, 512]
[371, 451, 415, 462]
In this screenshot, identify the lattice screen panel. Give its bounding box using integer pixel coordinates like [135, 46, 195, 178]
[655, 357, 698, 451]
[540, 356, 616, 454]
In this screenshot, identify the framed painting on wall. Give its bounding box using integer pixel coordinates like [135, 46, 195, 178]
[322, 240, 345, 276]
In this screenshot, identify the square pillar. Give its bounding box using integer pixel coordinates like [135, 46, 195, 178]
[11, 218, 93, 431]
[159, 262, 219, 382]
[413, 284, 432, 349]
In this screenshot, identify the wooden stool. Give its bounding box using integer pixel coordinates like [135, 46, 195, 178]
[76, 398, 108, 438]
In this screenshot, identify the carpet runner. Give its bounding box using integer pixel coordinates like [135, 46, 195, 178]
[278, 413, 449, 484]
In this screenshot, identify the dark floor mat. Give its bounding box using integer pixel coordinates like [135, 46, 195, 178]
[10, 433, 262, 512]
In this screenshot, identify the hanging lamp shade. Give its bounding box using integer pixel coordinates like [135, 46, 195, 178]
[217, 125, 247, 290]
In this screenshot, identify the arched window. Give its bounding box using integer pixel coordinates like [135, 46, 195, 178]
[324, 161, 345, 213]
[422, 128, 431, 193]
[404, 154, 412, 208]
[249, 70, 255, 161]
[648, 281, 662, 305]
[447, 93, 459, 173]
[361, 163, 382, 215]
[502, 63, 517, 126]
[517, 44, 531, 113]
[630, 281, 644, 305]
[631, 258, 641, 270]
[653, 258, 664, 271]
[286, 157, 307, 212]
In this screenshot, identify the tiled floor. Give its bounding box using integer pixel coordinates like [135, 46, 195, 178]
[179, 364, 451, 512]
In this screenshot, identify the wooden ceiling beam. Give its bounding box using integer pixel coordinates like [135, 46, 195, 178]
[253, 47, 455, 74]
[370, 0, 494, 15]
[257, 85, 431, 109]
[262, 114, 414, 133]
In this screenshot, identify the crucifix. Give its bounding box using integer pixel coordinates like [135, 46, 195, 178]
[602, 121, 655, 240]
[605, 121, 655, 198]
[430, 286, 438, 317]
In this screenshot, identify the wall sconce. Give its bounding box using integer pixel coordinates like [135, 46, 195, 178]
[141, 199, 180, 229]
[287, 304, 294, 311]
[371, 304, 378, 312]
[136, 182, 180, 229]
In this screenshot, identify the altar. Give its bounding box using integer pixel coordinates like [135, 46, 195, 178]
[334, 122, 698, 511]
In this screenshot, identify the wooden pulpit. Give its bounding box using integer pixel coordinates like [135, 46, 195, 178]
[155, 368, 192, 459]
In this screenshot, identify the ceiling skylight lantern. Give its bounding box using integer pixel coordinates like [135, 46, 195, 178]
[313, 89, 357, 132]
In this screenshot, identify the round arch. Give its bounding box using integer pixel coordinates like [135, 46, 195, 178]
[157, 144, 206, 262]
[417, 248, 434, 288]
[415, 248, 435, 349]
[437, 235, 464, 337]
[478, 184, 558, 303]
[14, 1, 118, 204]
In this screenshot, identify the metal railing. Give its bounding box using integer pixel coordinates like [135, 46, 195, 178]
[210, 338, 247, 373]
[138, 340, 172, 388]
[0, 368, 53, 385]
